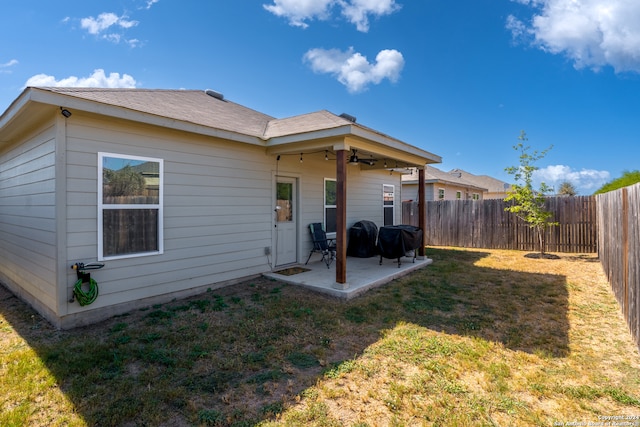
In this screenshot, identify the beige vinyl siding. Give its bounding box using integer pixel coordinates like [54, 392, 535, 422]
[64, 114, 273, 316]
[402, 183, 428, 202]
[274, 153, 402, 261]
[0, 122, 58, 314]
[346, 168, 402, 226]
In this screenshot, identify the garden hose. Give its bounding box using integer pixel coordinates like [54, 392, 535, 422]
[73, 278, 99, 306]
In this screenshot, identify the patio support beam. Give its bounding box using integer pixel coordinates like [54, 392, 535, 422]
[418, 167, 426, 257]
[335, 149, 347, 284]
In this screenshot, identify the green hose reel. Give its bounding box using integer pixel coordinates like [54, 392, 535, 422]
[70, 262, 104, 306]
[73, 277, 99, 306]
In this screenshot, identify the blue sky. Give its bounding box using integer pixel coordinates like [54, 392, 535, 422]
[2, 0, 639, 195]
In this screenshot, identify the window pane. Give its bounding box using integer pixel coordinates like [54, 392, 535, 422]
[103, 209, 159, 257]
[103, 156, 160, 204]
[325, 180, 337, 206]
[325, 207, 337, 233]
[276, 182, 293, 222]
[383, 185, 394, 206]
[384, 207, 394, 226]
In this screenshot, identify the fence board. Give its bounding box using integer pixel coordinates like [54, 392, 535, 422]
[404, 196, 597, 253]
[596, 183, 640, 353]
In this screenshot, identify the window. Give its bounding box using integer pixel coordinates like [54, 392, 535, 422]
[456, 191, 462, 199]
[383, 184, 395, 226]
[438, 188, 445, 200]
[472, 193, 480, 200]
[324, 178, 336, 233]
[98, 153, 163, 260]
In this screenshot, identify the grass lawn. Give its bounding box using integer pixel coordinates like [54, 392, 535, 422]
[1, 247, 639, 426]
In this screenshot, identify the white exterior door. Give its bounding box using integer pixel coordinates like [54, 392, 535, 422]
[275, 177, 297, 266]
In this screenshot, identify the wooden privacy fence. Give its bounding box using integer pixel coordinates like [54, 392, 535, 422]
[402, 196, 597, 253]
[596, 183, 640, 352]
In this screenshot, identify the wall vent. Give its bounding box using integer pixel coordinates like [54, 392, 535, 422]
[339, 113, 357, 123]
[204, 89, 224, 100]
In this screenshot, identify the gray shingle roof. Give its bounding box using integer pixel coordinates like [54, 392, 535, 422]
[34, 88, 396, 142]
[1, 87, 440, 166]
[449, 168, 511, 193]
[423, 166, 487, 191]
[40, 87, 276, 138]
[402, 166, 486, 190]
[263, 110, 351, 138]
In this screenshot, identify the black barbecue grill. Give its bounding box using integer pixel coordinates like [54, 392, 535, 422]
[377, 225, 423, 267]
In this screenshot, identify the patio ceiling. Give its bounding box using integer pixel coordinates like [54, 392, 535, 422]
[265, 133, 441, 171]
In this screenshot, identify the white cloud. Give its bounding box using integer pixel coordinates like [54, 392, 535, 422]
[81, 12, 138, 35]
[24, 69, 137, 89]
[533, 164, 610, 194]
[506, 14, 529, 41]
[1, 59, 18, 68]
[340, 0, 401, 32]
[263, 0, 335, 28]
[263, 0, 400, 32]
[0, 59, 18, 74]
[508, 0, 640, 73]
[303, 47, 404, 93]
[143, 0, 160, 10]
[127, 38, 143, 48]
[76, 12, 142, 47]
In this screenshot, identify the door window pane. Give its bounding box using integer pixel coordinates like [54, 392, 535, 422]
[276, 182, 293, 222]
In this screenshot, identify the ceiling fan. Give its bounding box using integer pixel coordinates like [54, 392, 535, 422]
[348, 149, 377, 166]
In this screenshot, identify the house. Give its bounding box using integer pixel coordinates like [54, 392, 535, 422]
[0, 87, 441, 328]
[448, 168, 511, 199]
[402, 165, 487, 201]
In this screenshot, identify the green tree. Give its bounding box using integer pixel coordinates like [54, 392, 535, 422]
[504, 131, 558, 256]
[103, 165, 146, 198]
[557, 181, 577, 196]
[594, 170, 640, 194]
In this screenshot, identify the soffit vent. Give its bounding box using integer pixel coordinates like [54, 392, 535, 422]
[205, 89, 224, 101]
[339, 113, 357, 123]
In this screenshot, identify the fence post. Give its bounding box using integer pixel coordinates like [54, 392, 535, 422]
[623, 187, 629, 323]
[418, 168, 426, 257]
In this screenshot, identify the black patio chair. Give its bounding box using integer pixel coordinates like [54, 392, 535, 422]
[305, 223, 336, 268]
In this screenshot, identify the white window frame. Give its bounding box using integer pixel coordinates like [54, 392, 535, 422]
[438, 188, 445, 200]
[472, 193, 480, 200]
[98, 152, 164, 261]
[324, 178, 336, 234]
[456, 191, 462, 199]
[383, 184, 395, 226]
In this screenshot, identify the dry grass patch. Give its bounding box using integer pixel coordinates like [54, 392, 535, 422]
[1, 247, 640, 426]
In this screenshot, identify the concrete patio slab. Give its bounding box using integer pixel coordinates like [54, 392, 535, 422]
[264, 255, 433, 299]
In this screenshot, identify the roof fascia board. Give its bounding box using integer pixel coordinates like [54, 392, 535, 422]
[348, 126, 441, 164]
[27, 88, 266, 147]
[266, 124, 441, 166]
[427, 177, 488, 191]
[265, 137, 347, 156]
[0, 88, 31, 132]
[264, 125, 353, 146]
[343, 136, 433, 167]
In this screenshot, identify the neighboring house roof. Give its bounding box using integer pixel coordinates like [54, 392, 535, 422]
[402, 165, 487, 192]
[0, 87, 441, 168]
[448, 168, 511, 194]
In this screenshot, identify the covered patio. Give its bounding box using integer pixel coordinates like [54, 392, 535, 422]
[264, 254, 433, 299]
[266, 111, 441, 287]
